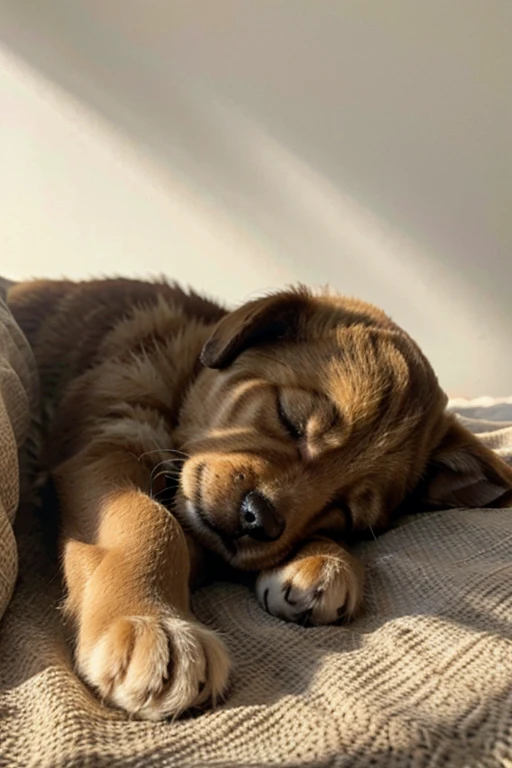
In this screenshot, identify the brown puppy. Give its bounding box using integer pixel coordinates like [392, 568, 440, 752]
[6, 278, 512, 721]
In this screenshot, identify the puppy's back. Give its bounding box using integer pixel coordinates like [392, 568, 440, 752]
[6, 277, 226, 408]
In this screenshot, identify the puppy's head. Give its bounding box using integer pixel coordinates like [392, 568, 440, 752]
[174, 287, 512, 570]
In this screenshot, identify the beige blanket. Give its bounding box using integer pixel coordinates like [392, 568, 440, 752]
[0, 303, 511, 768]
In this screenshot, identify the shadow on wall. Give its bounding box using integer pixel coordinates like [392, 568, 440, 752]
[0, 0, 511, 395]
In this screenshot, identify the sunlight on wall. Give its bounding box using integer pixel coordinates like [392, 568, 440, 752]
[1, 49, 292, 299]
[0, 0, 511, 396]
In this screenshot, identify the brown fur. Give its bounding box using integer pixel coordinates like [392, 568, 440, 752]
[6, 277, 512, 720]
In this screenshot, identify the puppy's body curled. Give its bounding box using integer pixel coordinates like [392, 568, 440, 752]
[6, 278, 512, 720]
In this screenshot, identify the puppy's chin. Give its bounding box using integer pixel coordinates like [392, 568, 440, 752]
[173, 496, 293, 571]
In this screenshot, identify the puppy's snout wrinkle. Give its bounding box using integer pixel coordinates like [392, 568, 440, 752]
[239, 491, 284, 541]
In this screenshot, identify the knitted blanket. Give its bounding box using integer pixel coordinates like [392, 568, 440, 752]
[0, 300, 510, 767]
[0, 297, 38, 620]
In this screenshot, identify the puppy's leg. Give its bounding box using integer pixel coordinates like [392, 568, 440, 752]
[256, 537, 364, 626]
[54, 448, 230, 720]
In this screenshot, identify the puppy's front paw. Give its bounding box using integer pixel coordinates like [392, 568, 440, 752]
[78, 613, 230, 720]
[256, 547, 364, 626]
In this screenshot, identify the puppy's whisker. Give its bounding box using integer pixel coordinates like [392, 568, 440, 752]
[138, 448, 190, 461]
[150, 473, 178, 499]
[154, 469, 181, 480]
[157, 464, 183, 472]
[153, 458, 187, 466]
[152, 488, 173, 502]
[149, 463, 183, 498]
[150, 458, 183, 476]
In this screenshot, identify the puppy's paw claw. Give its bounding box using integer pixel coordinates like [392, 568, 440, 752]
[256, 550, 364, 626]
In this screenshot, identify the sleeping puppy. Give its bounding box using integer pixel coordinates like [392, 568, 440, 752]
[6, 278, 512, 721]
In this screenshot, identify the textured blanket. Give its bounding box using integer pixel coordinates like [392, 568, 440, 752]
[0, 300, 511, 767]
[0, 298, 38, 620]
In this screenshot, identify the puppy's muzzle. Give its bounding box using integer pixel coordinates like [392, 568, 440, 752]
[239, 491, 284, 542]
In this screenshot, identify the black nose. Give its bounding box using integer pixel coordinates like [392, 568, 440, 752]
[239, 491, 284, 541]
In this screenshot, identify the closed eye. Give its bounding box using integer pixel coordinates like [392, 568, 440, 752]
[277, 398, 303, 440]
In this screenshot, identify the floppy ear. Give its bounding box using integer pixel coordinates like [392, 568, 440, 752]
[420, 417, 512, 509]
[200, 289, 311, 369]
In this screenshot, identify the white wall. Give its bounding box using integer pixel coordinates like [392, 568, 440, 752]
[1, 1, 511, 396]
